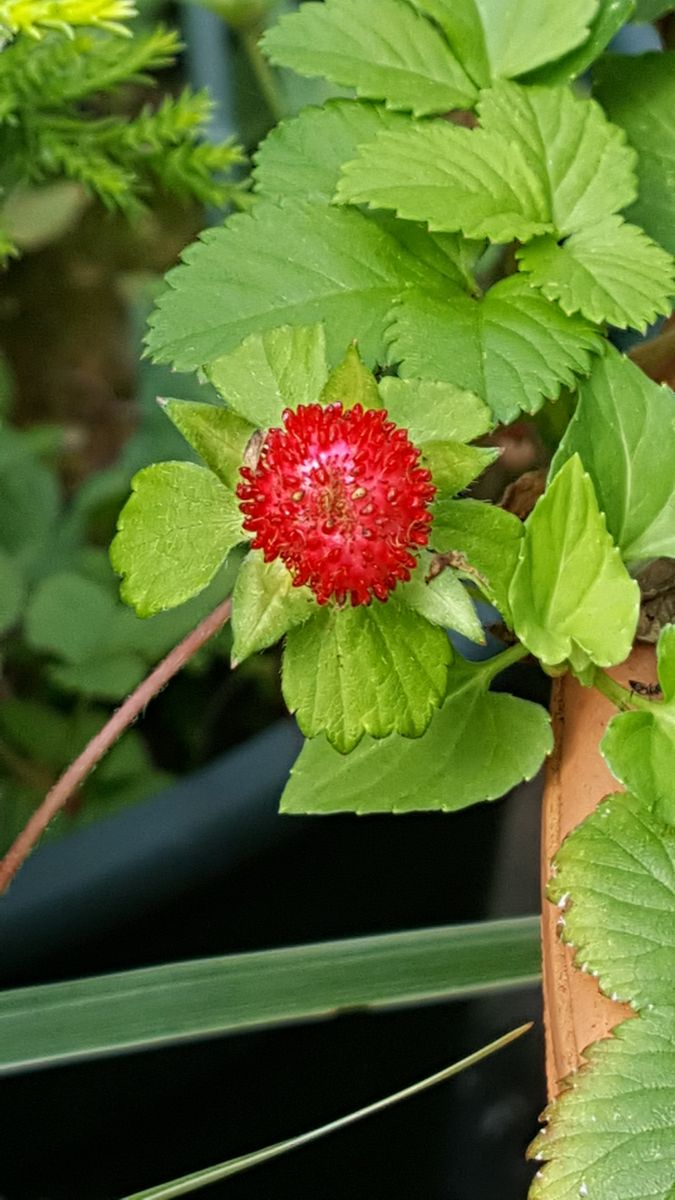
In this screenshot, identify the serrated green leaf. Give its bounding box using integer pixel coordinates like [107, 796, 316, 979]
[282, 656, 551, 813]
[522, 0, 634, 86]
[399, 552, 484, 643]
[410, 0, 598, 83]
[478, 82, 636, 236]
[378, 377, 494, 443]
[0, 550, 24, 635]
[337, 81, 635, 245]
[320, 343, 381, 409]
[601, 626, 675, 823]
[532, 792, 675, 1200]
[146, 201, 442, 372]
[231, 552, 316, 664]
[336, 122, 551, 243]
[551, 348, 675, 562]
[159, 399, 255, 488]
[281, 598, 451, 752]
[509, 455, 639, 668]
[595, 52, 675, 256]
[261, 0, 476, 117]
[387, 278, 602, 425]
[431, 498, 524, 622]
[421, 441, 497, 496]
[253, 99, 410, 202]
[206, 324, 329, 430]
[517, 218, 674, 330]
[111, 462, 243, 618]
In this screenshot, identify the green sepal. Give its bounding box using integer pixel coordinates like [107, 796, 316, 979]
[231, 552, 317, 665]
[205, 323, 329, 430]
[399, 552, 485, 644]
[377, 376, 493, 443]
[421, 440, 497, 497]
[281, 656, 552, 814]
[509, 454, 639, 668]
[159, 398, 255, 489]
[110, 462, 244, 618]
[319, 343, 381, 410]
[431, 498, 524, 624]
[281, 598, 451, 753]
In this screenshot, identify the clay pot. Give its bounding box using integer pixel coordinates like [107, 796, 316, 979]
[540, 644, 657, 1099]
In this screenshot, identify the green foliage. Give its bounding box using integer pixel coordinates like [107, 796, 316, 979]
[159, 399, 255, 489]
[337, 81, 635, 239]
[601, 625, 675, 824]
[146, 201, 447, 371]
[533, 792, 675, 1200]
[517, 217, 675, 329]
[595, 52, 675, 255]
[510, 455, 639, 670]
[110, 461, 243, 617]
[387, 278, 603, 424]
[521, 0, 634, 86]
[0, 547, 24, 634]
[253, 99, 409, 203]
[399, 553, 485, 643]
[409, 0, 598, 84]
[206, 323, 329, 428]
[282, 599, 451, 752]
[261, 0, 477, 117]
[552, 349, 675, 562]
[231, 553, 316, 665]
[282, 652, 551, 813]
[377, 377, 493, 444]
[0, 0, 135, 38]
[320, 343, 381, 409]
[431, 499, 524, 622]
[0, 15, 243, 252]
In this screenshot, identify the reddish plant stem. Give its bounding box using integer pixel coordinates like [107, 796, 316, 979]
[0, 596, 233, 895]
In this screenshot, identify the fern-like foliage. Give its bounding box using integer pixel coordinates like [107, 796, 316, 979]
[0, 1, 136, 39]
[0, 17, 244, 254]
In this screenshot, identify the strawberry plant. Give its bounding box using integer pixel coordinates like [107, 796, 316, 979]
[1, 1, 675, 1197]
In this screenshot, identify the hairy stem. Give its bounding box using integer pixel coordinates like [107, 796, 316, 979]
[0, 596, 233, 895]
[592, 666, 658, 713]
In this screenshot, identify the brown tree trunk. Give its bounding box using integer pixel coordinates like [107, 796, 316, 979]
[540, 645, 656, 1098]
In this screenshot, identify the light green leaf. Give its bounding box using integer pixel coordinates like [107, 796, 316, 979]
[509, 454, 639, 669]
[253, 99, 410, 202]
[522, 0, 634, 86]
[261, 0, 477, 117]
[551, 348, 675, 562]
[281, 598, 451, 752]
[0, 916, 540, 1073]
[517, 218, 674, 330]
[110, 462, 243, 617]
[122, 1025, 531, 1199]
[319, 343, 381, 409]
[378, 377, 493, 443]
[431, 498, 524, 622]
[159, 399, 255, 488]
[421, 441, 497, 496]
[410, 0, 598, 83]
[231, 552, 316, 664]
[478, 81, 636, 236]
[400, 552, 485, 643]
[387, 278, 602, 425]
[595, 52, 675, 255]
[336, 122, 551, 243]
[337, 81, 635, 243]
[531, 792, 675, 1200]
[146, 201, 441, 372]
[206, 324, 329, 430]
[0, 550, 24, 635]
[282, 655, 551, 813]
[601, 625, 675, 823]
